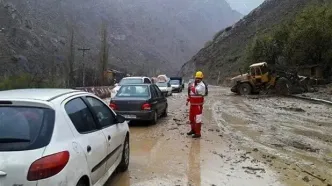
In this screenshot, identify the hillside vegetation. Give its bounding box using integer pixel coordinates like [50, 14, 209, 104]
[246, 2, 332, 78]
[180, 0, 331, 84]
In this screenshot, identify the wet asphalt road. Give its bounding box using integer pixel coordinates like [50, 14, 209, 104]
[105, 86, 332, 186]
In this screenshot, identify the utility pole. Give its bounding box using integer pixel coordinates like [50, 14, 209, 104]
[217, 71, 221, 85]
[77, 47, 90, 86]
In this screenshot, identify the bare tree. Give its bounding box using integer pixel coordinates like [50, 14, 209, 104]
[67, 26, 75, 87]
[99, 21, 109, 85]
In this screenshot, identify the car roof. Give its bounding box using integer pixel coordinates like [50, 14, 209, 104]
[123, 76, 148, 79]
[120, 84, 150, 86]
[0, 88, 84, 101]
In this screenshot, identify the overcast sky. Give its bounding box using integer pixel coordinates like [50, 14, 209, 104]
[226, 0, 265, 15]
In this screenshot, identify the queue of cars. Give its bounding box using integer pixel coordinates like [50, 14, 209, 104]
[110, 76, 171, 123]
[109, 84, 168, 124]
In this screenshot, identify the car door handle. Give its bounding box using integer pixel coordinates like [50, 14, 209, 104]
[152, 101, 157, 104]
[87, 145, 92, 152]
[108, 135, 111, 141]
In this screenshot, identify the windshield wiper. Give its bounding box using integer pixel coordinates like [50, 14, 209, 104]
[0, 138, 30, 143]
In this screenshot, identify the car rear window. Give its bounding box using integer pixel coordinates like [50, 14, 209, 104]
[170, 80, 180, 85]
[119, 78, 143, 85]
[116, 85, 150, 97]
[156, 82, 167, 87]
[0, 106, 55, 151]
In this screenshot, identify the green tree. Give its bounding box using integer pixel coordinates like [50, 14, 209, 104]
[286, 4, 332, 66]
[245, 2, 332, 70]
[246, 35, 279, 65]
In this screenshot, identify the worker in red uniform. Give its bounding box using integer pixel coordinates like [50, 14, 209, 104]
[186, 71, 206, 138]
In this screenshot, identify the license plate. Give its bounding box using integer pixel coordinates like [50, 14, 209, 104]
[123, 115, 137, 119]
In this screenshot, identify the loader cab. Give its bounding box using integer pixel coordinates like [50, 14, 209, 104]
[249, 62, 270, 84]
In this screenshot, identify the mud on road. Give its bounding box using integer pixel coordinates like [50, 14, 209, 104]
[105, 87, 332, 186]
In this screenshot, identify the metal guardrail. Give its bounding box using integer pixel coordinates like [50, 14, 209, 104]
[75, 86, 114, 99]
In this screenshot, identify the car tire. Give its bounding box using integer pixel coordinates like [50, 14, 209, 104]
[162, 105, 168, 117]
[150, 111, 158, 125]
[117, 135, 130, 172]
[238, 83, 252, 95]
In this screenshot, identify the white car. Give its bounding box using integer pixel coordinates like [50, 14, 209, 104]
[156, 81, 172, 97]
[111, 76, 152, 98]
[0, 89, 130, 186]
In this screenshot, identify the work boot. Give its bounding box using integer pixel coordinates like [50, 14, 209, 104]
[187, 131, 195, 135]
[192, 134, 201, 138]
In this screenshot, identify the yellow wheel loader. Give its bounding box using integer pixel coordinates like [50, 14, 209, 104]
[230, 62, 307, 96]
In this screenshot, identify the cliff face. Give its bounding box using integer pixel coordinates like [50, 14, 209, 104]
[0, 0, 241, 83]
[180, 0, 318, 83]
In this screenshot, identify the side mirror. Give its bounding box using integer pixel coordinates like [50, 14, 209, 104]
[168, 83, 171, 87]
[116, 114, 126, 123]
[115, 83, 119, 86]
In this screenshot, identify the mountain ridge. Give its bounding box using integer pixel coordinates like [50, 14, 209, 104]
[180, 0, 321, 84]
[0, 0, 241, 87]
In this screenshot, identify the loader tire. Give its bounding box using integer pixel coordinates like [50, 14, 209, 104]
[238, 83, 252, 95]
[275, 77, 290, 96]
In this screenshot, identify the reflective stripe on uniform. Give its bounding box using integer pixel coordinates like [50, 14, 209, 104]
[196, 114, 202, 123]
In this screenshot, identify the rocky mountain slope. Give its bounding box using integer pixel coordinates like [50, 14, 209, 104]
[180, 0, 321, 84]
[0, 0, 241, 86]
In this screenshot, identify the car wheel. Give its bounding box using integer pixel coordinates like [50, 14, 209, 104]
[150, 111, 158, 125]
[117, 135, 130, 172]
[162, 105, 168, 117]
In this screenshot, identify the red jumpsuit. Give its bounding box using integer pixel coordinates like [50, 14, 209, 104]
[187, 82, 205, 136]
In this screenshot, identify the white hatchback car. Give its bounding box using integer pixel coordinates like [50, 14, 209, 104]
[155, 81, 172, 97]
[0, 89, 130, 186]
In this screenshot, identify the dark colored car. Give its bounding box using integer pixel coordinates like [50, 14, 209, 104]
[109, 84, 168, 124]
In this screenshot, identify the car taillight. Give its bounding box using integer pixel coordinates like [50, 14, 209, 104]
[142, 103, 151, 110]
[110, 103, 117, 110]
[27, 151, 70, 181]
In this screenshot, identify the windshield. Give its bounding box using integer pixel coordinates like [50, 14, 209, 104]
[156, 82, 167, 87]
[0, 106, 55, 151]
[170, 80, 180, 85]
[119, 78, 143, 85]
[116, 85, 150, 97]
